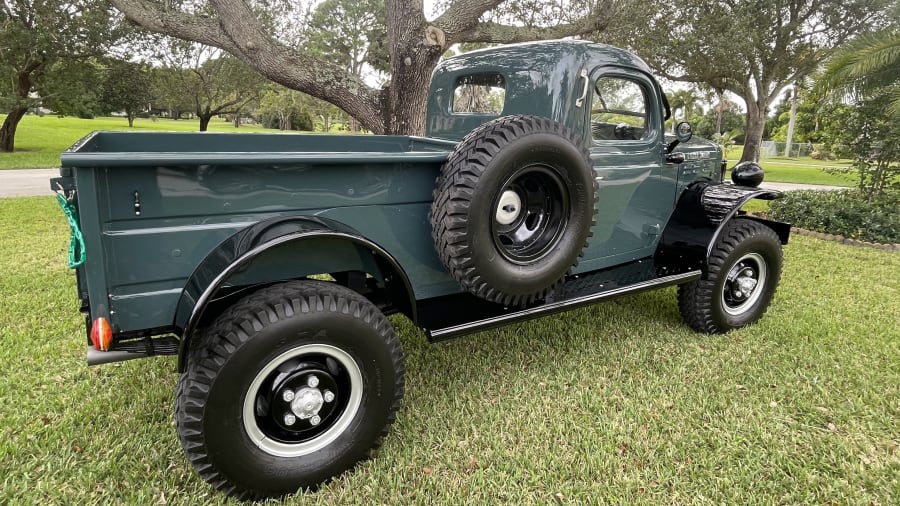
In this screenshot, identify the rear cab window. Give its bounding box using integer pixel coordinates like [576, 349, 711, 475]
[452, 73, 506, 115]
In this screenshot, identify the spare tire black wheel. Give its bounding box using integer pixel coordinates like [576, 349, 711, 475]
[431, 114, 596, 306]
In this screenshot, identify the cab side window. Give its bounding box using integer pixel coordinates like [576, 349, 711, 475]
[591, 77, 649, 142]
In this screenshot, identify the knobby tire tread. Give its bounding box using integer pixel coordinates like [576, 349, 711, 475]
[677, 219, 782, 333]
[430, 114, 597, 306]
[175, 280, 405, 500]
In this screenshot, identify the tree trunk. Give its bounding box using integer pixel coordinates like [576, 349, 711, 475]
[199, 115, 212, 131]
[740, 98, 768, 163]
[0, 106, 28, 153]
[783, 92, 798, 157]
[383, 4, 444, 135]
[233, 110, 241, 128]
[127, 110, 136, 128]
[1, 66, 38, 153]
[715, 105, 723, 135]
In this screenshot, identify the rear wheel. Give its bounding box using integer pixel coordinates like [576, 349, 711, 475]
[678, 219, 783, 333]
[176, 280, 404, 499]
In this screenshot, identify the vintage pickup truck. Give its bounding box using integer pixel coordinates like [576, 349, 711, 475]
[54, 40, 789, 498]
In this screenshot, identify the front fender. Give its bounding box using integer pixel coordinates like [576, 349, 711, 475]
[655, 182, 790, 275]
[173, 215, 415, 370]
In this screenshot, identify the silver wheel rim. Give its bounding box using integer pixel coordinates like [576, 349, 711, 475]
[242, 344, 363, 457]
[722, 252, 767, 316]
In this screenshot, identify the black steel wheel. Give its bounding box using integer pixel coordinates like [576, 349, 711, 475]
[175, 280, 404, 499]
[678, 219, 783, 333]
[431, 114, 596, 306]
[491, 165, 570, 264]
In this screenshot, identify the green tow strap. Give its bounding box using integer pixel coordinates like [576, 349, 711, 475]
[56, 194, 86, 268]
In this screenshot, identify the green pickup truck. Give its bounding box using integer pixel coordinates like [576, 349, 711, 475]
[54, 40, 789, 498]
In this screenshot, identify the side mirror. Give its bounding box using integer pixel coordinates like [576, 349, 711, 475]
[666, 121, 693, 154]
[675, 121, 693, 143]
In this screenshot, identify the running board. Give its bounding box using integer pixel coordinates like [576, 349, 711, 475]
[424, 270, 700, 341]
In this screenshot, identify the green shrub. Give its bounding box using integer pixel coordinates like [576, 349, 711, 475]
[768, 189, 900, 243]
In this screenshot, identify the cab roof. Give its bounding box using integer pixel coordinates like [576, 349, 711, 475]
[426, 40, 656, 141]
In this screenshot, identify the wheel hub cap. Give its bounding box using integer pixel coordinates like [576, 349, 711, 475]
[291, 387, 325, 419]
[495, 190, 522, 225]
[723, 253, 767, 316]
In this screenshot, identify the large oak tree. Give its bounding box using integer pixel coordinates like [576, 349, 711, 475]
[602, 0, 887, 162]
[110, 0, 615, 135]
[0, 0, 121, 151]
[158, 42, 267, 131]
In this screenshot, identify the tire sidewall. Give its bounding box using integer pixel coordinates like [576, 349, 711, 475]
[465, 132, 593, 294]
[199, 310, 397, 493]
[710, 231, 781, 329]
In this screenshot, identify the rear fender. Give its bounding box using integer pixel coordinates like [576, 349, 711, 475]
[655, 182, 790, 276]
[173, 215, 415, 371]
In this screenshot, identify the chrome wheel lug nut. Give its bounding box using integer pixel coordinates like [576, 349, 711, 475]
[310, 415, 321, 426]
[307, 375, 319, 388]
[284, 414, 296, 426]
[282, 390, 295, 402]
[323, 390, 335, 403]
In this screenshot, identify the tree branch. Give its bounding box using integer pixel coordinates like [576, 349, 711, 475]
[452, 10, 612, 44]
[110, 0, 387, 132]
[432, 0, 504, 39]
[109, 0, 241, 53]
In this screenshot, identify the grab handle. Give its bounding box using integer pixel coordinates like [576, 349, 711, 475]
[575, 69, 589, 108]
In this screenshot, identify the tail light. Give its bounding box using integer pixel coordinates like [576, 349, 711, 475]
[90, 317, 113, 351]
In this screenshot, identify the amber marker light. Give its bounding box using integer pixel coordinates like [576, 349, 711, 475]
[90, 317, 112, 351]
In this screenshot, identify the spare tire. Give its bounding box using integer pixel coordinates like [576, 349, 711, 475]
[430, 115, 596, 306]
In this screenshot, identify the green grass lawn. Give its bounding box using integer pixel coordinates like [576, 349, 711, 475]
[0, 114, 278, 169]
[1, 196, 898, 504]
[725, 146, 855, 187]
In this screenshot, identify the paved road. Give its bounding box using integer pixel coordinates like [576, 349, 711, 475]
[0, 169, 58, 197]
[758, 181, 845, 192]
[0, 168, 846, 198]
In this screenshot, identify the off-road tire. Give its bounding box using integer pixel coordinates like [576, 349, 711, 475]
[430, 114, 596, 306]
[678, 219, 783, 333]
[175, 280, 404, 499]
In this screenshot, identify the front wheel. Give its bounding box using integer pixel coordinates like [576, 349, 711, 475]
[678, 219, 783, 333]
[175, 280, 405, 499]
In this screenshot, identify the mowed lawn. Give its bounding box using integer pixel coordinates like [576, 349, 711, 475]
[0, 114, 279, 169]
[2, 114, 856, 187]
[1, 196, 897, 504]
[724, 147, 855, 187]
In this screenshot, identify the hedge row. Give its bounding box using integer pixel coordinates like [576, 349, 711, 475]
[768, 189, 900, 244]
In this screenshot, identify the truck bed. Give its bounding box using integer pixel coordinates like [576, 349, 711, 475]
[62, 132, 458, 335]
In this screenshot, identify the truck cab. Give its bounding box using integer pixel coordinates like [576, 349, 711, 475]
[427, 40, 723, 269]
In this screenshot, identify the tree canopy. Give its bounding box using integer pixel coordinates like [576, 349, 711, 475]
[110, 0, 617, 134]
[816, 29, 900, 116]
[0, 0, 123, 151]
[603, 0, 888, 162]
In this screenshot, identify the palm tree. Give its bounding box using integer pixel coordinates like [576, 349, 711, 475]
[816, 29, 900, 115]
[669, 88, 700, 132]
